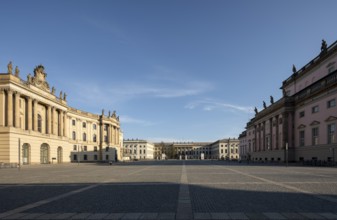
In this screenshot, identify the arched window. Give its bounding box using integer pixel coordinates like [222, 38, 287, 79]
[72, 131, 76, 140]
[83, 133, 87, 141]
[37, 114, 42, 132]
[93, 134, 97, 142]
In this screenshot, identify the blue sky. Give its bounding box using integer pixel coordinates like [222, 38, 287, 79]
[1, 0, 337, 142]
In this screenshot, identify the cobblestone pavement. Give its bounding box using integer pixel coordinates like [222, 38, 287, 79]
[0, 160, 337, 219]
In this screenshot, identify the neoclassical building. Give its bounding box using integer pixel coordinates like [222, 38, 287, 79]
[123, 139, 154, 160]
[0, 64, 123, 165]
[239, 40, 337, 163]
[209, 138, 240, 160]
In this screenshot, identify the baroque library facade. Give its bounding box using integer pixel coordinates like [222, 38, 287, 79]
[0, 64, 122, 165]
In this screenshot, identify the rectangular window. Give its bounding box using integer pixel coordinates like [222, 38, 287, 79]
[72, 120, 76, 126]
[73, 145, 77, 151]
[299, 130, 305, 146]
[312, 105, 319, 113]
[104, 135, 108, 142]
[299, 111, 305, 118]
[221, 149, 223, 153]
[83, 146, 87, 151]
[94, 146, 97, 152]
[328, 124, 336, 144]
[312, 127, 319, 146]
[327, 99, 336, 108]
[225, 149, 228, 154]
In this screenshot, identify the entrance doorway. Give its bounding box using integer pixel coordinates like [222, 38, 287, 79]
[22, 143, 30, 165]
[40, 143, 50, 164]
[57, 147, 63, 163]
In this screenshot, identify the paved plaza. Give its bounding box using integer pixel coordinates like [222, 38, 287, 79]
[0, 160, 337, 219]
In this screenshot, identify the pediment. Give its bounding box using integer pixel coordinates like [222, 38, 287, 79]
[325, 116, 337, 122]
[297, 124, 306, 129]
[310, 120, 320, 126]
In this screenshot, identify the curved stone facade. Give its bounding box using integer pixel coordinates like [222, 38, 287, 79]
[0, 64, 123, 164]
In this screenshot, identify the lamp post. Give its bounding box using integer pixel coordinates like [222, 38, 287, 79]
[285, 143, 288, 167]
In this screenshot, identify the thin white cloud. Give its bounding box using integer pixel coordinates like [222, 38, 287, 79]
[81, 16, 126, 40]
[119, 115, 155, 126]
[185, 99, 254, 114]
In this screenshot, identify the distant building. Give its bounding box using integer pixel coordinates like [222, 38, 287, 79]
[173, 142, 212, 159]
[0, 64, 123, 164]
[209, 138, 240, 160]
[123, 139, 154, 160]
[239, 40, 337, 163]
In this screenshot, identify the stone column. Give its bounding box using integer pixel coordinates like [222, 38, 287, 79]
[275, 115, 279, 150]
[107, 124, 111, 145]
[53, 107, 58, 135]
[114, 126, 117, 145]
[14, 92, 20, 128]
[7, 90, 13, 127]
[27, 97, 32, 130]
[64, 112, 68, 138]
[263, 121, 266, 151]
[59, 111, 64, 137]
[0, 89, 5, 126]
[117, 128, 120, 144]
[47, 106, 52, 134]
[33, 99, 38, 131]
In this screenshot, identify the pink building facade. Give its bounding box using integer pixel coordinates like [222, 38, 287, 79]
[239, 40, 337, 163]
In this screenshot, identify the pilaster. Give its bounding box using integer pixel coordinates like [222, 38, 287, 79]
[0, 89, 5, 126]
[27, 97, 32, 130]
[7, 90, 13, 127]
[47, 105, 52, 134]
[14, 92, 20, 128]
[33, 99, 38, 131]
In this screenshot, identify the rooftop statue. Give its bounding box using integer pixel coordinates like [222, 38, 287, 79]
[15, 66, 20, 77]
[59, 91, 63, 100]
[254, 107, 258, 115]
[263, 101, 267, 109]
[63, 92, 67, 101]
[51, 86, 55, 95]
[292, 64, 297, 74]
[321, 39, 328, 53]
[270, 96, 274, 104]
[7, 61, 13, 74]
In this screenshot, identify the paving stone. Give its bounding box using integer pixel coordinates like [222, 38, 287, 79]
[263, 212, 287, 220]
[318, 213, 337, 219]
[194, 212, 211, 220]
[210, 212, 230, 220]
[2, 213, 28, 219]
[298, 213, 325, 219]
[138, 213, 158, 219]
[36, 213, 63, 219]
[103, 213, 125, 220]
[157, 212, 176, 220]
[71, 213, 92, 219]
[87, 213, 110, 219]
[19, 213, 45, 219]
[52, 213, 77, 219]
[281, 213, 307, 219]
[228, 212, 249, 220]
[244, 213, 268, 220]
[121, 213, 141, 220]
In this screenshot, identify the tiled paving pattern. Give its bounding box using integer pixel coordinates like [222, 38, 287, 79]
[0, 161, 337, 219]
